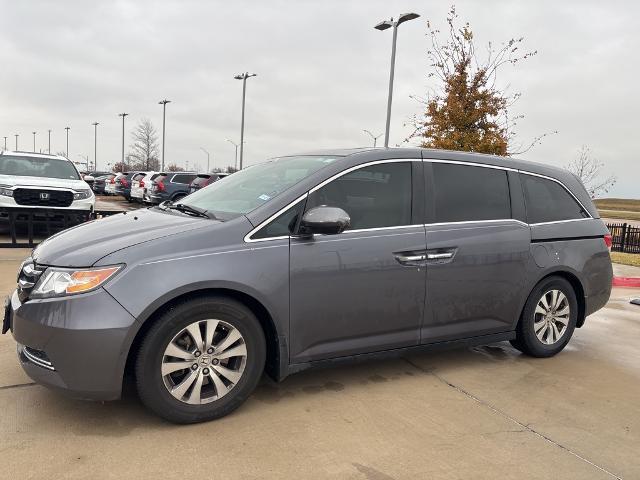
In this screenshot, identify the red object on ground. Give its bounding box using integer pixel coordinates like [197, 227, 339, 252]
[612, 276, 640, 288]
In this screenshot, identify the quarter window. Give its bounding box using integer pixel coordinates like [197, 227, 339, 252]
[252, 201, 304, 239]
[306, 162, 412, 230]
[432, 163, 511, 222]
[521, 174, 588, 223]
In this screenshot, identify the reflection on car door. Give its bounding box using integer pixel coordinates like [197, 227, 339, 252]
[421, 161, 530, 343]
[289, 160, 427, 363]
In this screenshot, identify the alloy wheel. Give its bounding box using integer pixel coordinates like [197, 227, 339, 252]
[161, 319, 247, 404]
[533, 289, 570, 345]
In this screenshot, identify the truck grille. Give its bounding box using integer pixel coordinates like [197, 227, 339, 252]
[17, 258, 45, 302]
[13, 188, 74, 207]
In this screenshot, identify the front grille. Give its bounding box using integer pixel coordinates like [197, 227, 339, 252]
[21, 345, 55, 370]
[17, 258, 45, 302]
[13, 188, 74, 207]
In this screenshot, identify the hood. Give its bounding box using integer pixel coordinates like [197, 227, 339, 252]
[0, 174, 89, 190]
[33, 208, 213, 267]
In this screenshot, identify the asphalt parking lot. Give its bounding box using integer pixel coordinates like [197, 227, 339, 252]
[0, 249, 638, 479]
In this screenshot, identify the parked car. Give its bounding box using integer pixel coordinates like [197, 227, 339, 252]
[92, 174, 115, 195]
[0, 151, 95, 212]
[114, 171, 142, 201]
[188, 172, 229, 194]
[4, 148, 613, 424]
[147, 171, 197, 204]
[130, 171, 159, 203]
[104, 173, 121, 195]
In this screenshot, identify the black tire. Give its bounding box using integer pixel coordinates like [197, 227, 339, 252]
[512, 276, 578, 358]
[135, 296, 266, 424]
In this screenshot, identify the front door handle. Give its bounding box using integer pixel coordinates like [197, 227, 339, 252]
[395, 253, 426, 263]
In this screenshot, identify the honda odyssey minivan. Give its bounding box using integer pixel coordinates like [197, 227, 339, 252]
[3, 148, 613, 424]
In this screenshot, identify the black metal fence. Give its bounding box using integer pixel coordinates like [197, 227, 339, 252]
[607, 222, 640, 254]
[0, 207, 120, 248]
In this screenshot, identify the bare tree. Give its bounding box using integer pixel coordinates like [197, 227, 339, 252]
[166, 163, 184, 172]
[127, 118, 160, 170]
[566, 146, 616, 198]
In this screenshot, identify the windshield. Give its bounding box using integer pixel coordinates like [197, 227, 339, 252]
[179, 155, 339, 219]
[0, 155, 80, 180]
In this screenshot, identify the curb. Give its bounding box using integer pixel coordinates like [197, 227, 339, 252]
[612, 276, 640, 288]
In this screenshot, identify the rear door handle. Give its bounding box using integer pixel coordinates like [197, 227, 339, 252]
[426, 252, 453, 260]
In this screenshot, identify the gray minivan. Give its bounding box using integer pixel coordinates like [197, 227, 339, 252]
[3, 148, 613, 423]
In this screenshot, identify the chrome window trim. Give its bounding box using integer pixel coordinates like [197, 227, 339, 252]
[244, 157, 593, 243]
[245, 159, 420, 243]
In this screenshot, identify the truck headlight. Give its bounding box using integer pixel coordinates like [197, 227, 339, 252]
[0, 186, 14, 197]
[31, 265, 122, 298]
[73, 189, 92, 200]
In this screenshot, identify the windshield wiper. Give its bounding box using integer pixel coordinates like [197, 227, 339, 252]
[168, 203, 214, 219]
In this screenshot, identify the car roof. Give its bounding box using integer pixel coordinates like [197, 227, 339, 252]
[0, 150, 70, 161]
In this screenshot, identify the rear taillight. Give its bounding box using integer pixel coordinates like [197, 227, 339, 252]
[156, 180, 165, 192]
[121, 178, 129, 187]
[604, 233, 612, 252]
[110, 178, 115, 184]
[139, 180, 145, 188]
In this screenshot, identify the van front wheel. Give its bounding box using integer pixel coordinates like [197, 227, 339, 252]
[511, 276, 578, 358]
[135, 296, 266, 424]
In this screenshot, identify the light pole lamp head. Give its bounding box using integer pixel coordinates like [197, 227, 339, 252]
[92, 122, 99, 127]
[398, 12, 420, 25]
[234, 73, 257, 80]
[374, 20, 393, 31]
[159, 99, 171, 105]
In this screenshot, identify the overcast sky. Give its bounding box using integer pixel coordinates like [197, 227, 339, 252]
[0, 0, 637, 197]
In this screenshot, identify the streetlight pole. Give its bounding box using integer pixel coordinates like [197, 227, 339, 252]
[48, 130, 51, 154]
[118, 113, 128, 168]
[92, 122, 99, 171]
[14, 134, 18, 150]
[225, 139, 240, 170]
[374, 12, 420, 148]
[363, 129, 383, 148]
[234, 72, 256, 169]
[200, 147, 210, 172]
[159, 99, 170, 171]
[65, 126, 70, 157]
[32, 132, 36, 152]
[3, 137, 6, 151]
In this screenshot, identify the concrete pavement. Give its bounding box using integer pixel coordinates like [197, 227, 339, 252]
[0, 251, 638, 479]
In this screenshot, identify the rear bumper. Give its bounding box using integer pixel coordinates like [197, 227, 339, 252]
[147, 192, 168, 204]
[9, 288, 137, 400]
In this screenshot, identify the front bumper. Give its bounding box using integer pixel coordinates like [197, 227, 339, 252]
[9, 287, 137, 400]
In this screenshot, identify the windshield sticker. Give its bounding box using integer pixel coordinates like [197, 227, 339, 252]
[258, 194, 271, 201]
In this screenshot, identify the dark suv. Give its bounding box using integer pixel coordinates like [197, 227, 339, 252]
[147, 172, 197, 204]
[4, 148, 613, 424]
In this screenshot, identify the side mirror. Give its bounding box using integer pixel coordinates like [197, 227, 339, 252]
[299, 206, 351, 236]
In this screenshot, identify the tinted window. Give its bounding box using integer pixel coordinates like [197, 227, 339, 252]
[521, 174, 588, 223]
[192, 175, 211, 186]
[432, 163, 511, 222]
[172, 174, 197, 184]
[252, 201, 305, 239]
[307, 162, 412, 230]
[132, 173, 145, 181]
[0, 155, 80, 180]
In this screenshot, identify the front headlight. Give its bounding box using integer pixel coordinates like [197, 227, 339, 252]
[31, 265, 122, 298]
[73, 189, 92, 200]
[0, 186, 14, 197]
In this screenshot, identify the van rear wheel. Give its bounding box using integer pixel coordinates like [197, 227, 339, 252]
[511, 276, 578, 357]
[135, 296, 266, 424]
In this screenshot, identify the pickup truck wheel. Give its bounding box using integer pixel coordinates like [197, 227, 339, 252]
[511, 276, 578, 358]
[135, 296, 266, 424]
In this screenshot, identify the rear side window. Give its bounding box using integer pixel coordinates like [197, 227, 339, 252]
[432, 163, 511, 222]
[306, 162, 412, 230]
[172, 174, 197, 184]
[521, 174, 589, 223]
